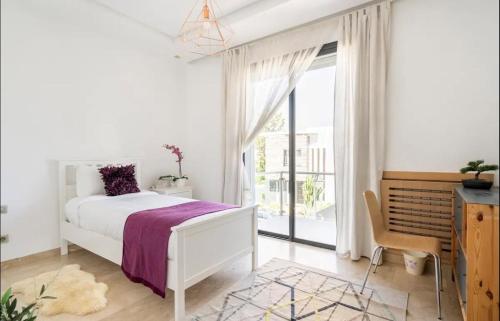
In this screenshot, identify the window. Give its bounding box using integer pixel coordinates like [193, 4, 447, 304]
[254, 42, 337, 249]
[269, 179, 279, 192]
[269, 179, 288, 192]
[296, 181, 305, 204]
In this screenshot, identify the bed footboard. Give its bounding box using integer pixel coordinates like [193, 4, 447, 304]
[170, 205, 258, 321]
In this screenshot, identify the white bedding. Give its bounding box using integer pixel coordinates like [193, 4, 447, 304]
[65, 191, 235, 258]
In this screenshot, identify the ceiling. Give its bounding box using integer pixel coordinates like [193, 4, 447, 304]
[95, 0, 372, 57]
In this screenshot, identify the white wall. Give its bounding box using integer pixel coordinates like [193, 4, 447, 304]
[385, 0, 499, 182]
[2, 0, 498, 261]
[0, 0, 186, 261]
[185, 0, 500, 202]
[184, 57, 224, 202]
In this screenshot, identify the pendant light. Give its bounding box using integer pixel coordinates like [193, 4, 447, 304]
[177, 0, 232, 56]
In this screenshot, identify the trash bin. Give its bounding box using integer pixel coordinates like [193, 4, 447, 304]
[403, 251, 428, 275]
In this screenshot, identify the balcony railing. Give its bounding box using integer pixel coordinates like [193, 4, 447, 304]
[255, 171, 334, 216]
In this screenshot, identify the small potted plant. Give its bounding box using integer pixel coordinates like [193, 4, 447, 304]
[163, 144, 188, 187]
[1, 285, 55, 321]
[460, 160, 498, 189]
[157, 175, 175, 188]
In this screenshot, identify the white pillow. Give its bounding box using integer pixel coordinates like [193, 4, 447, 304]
[76, 165, 105, 197]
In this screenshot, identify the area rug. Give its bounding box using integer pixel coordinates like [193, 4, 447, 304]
[192, 258, 408, 321]
[11, 264, 108, 316]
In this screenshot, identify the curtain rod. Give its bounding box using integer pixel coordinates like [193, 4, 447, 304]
[225, 0, 395, 52]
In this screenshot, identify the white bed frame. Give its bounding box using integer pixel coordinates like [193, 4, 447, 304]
[58, 159, 258, 321]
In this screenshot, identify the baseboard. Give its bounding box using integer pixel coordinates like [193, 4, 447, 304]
[0, 245, 81, 270]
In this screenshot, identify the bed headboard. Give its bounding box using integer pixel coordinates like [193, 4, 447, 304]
[58, 159, 142, 223]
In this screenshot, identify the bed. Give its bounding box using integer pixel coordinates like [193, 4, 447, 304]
[58, 159, 258, 321]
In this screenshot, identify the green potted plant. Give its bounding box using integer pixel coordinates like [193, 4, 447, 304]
[460, 160, 498, 189]
[302, 176, 324, 217]
[1, 285, 55, 321]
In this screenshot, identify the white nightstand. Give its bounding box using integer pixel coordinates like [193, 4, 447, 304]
[151, 185, 193, 198]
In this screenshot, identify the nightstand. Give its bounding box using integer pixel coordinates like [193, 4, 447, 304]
[151, 185, 193, 198]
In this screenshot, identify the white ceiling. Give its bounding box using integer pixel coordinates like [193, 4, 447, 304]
[95, 0, 372, 55]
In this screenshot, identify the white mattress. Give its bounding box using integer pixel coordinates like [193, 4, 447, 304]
[64, 191, 234, 258]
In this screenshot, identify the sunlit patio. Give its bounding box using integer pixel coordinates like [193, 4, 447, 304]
[258, 215, 336, 245]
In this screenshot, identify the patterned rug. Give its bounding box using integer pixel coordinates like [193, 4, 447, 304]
[191, 258, 408, 321]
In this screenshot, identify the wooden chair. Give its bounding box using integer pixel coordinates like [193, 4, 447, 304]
[361, 190, 443, 320]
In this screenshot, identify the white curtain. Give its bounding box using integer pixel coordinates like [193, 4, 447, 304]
[222, 46, 248, 205]
[334, 1, 391, 260]
[223, 37, 328, 205]
[244, 48, 320, 148]
[222, 47, 320, 205]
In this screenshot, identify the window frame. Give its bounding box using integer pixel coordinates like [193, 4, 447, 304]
[257, 42, 337, 251]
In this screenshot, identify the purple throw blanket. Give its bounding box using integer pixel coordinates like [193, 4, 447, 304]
[121, 201, 238, 297]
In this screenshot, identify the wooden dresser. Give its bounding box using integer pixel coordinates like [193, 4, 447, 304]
[451, 186, 499, 321]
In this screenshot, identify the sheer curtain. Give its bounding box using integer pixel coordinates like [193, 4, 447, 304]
[222, 22, 335, 205]
[334, 1, 391, 260]
[222, 47, 320, 205]
[222, 46, 249, 205]
[244, 48, 319, 149]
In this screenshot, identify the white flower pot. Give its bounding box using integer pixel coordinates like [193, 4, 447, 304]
[176, 179, 187, 187]
[403, 251, 428, 275]
[157, 180, 168, 188]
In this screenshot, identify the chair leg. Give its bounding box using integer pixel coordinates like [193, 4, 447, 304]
[360, 246, 382, 294]
[373, 248, 383, 274]
[440, 264, 443, 291]
[433, 254, 442, 320]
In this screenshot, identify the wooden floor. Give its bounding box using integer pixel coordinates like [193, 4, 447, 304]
[1, 236, 463, 321]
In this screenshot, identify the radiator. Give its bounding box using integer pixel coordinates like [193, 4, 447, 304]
[380, 171, 493, 263]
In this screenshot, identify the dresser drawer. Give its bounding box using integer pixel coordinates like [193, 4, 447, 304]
[456, 246, 467, 309]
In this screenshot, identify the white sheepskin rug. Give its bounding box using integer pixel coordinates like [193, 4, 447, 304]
[11, 264, 108, 316]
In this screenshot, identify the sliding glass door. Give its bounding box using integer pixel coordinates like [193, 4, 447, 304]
[253, 100, 290, 237]
[294, 53, 336, 246]
[254, 43, 337, 249]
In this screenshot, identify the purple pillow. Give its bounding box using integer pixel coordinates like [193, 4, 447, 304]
[99, 164, 140, 196]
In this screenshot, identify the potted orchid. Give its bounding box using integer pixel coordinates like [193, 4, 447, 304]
[163, 144, 188, 187]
